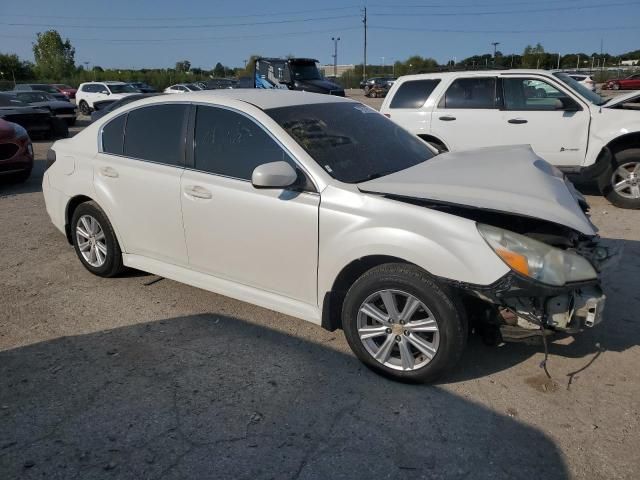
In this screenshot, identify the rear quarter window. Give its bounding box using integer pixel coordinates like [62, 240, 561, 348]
[389, 79, 441, 109]
[101, 114, 126, 155]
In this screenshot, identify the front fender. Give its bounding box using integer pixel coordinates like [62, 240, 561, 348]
[585, 110, 640, 167]
[317, 187, 509, 299]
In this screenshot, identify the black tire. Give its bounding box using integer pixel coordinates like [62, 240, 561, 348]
[71, 201, 125, 277]
[342, 263, 466, 383]
[370, 90, 377, 98]
[597, 148, 640, 209]
[67, 118, 76, 126]
[78, 100, 91, 116]
[364, 85, 370, 95]
[50, 117, 69, 139]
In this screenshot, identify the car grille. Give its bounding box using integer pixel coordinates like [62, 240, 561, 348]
[0, 143, 19, 161]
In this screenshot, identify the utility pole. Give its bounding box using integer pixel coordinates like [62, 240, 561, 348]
[381, 56, 385, 75]
[557, 53, 561, 70]
[331, 37, 340, 77]
[492, 42, 500, 67]
[362, 7, 367, 81]
[576, 55, 580, 70]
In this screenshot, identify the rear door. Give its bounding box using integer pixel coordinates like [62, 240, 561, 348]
[93, 103, 190, 265]
[498, 75, 590, 166]
[383, 78, 441, 137]
[429, 76, 504, 150]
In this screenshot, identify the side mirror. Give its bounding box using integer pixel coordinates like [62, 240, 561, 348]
[251, 161, 298, 189]
[102, 90, 110, 95]
[559, 97, 581, 111]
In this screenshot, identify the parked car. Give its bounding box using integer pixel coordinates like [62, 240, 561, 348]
[381, 70, 640, 209]
[76, 81, 140, 115]
[164, 83, 203, 94]
[204, 78, 238, 90]
[43, 90, 609, 382]
[362, 77, 395, 94]
[0, 118, 34, 183]
[51, 84, 78, 99]
[365, 81, 391, 98]
[566, 74, 596, 92]
[0, 93, 68, 139]
[9, 91, 77, 125]
[602, 74, 640, 90]
[254, 58, 344, 96]
[90, 93, 162, 122]
[127, 82, 157, 93]
[14, 84, 69, 102]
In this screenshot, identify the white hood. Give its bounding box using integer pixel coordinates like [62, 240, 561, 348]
[603, 91, 640, 108]
[358, 145, 596, 235]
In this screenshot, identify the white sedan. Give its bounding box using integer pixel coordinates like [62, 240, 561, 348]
[164, 83, 203, 94]
[42, 90, 608, 382]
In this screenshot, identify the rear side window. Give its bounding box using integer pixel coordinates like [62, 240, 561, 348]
[123, 104, 188, 165]
[194, 105, 294, 180]
[389, 79, 440, 109]
[102, 114, 126, 155]
[439, 77, 498, 109]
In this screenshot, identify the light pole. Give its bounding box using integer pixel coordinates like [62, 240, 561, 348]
[491, 42, 500, 66]
[331, 36, 340, 77]
[381, 56, 385, 75]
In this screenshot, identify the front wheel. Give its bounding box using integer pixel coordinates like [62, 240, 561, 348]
[612, 83, 620, 90]
[78, 100, 91, 116]
[598, 148, 640, 209]
[342, 263, 466, 383]
[71, 201, 125, 277]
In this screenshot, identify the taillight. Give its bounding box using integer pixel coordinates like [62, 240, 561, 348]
[45, 148, 56, 171]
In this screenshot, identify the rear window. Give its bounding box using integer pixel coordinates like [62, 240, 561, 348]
[389, 79, 440, 109]
[439, 77, 498, 109]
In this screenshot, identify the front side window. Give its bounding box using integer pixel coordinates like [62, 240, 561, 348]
[266, 102, 435, 184]
[123, 104, 188, 165]
[194, 106, 297, 181]
[503, 78, 575, 111]
[553, 72, 604, 106]
[390, 79, 441, 109]
[439, 77, 497, 109]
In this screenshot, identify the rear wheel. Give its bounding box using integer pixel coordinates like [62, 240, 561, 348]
[598, 148, 640, 209]
[342, 263, 466, 383]
[71, 201, 124, 277]
[78, 100, 90, 116]
[370, 90, 377, 98]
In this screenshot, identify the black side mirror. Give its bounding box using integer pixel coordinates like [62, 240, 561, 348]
[560, 97, 581, 111]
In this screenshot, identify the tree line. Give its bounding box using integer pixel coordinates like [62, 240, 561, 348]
[1, 30, 638, 91]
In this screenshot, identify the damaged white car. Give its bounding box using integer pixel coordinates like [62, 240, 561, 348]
[43, 91, 612, 382]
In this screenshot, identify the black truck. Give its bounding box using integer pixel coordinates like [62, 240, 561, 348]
[253, 57, 344, 96]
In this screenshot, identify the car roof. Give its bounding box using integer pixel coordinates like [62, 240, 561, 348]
[395, 69, 558, 81]
[133, 89, 355, 110]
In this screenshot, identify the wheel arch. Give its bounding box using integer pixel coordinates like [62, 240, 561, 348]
[321, 255, 414, 331]
[605, 131, 640, 154]
[64, 195, 126, 251]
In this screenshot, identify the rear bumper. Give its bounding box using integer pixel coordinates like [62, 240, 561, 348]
[42, 173, 68, 236]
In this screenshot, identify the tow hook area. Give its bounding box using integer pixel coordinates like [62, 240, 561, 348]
[545, 287, 606, 329]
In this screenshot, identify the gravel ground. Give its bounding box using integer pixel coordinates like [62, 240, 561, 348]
[0, 93, 639, 480]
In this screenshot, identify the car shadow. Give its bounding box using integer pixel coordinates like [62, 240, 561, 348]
[0, 313, 569, 480]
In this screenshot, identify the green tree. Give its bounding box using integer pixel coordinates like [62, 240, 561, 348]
[213, 62, 225, 77]
[32, 30, 75, 79]
[0, 53, 34, 81]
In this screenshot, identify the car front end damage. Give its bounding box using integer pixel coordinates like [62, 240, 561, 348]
[447, 227, 616, 342]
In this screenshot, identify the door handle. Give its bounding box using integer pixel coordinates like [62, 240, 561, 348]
[99, 166, 118, 178]
[508, 118, 528, 124]
[184, 185, 212, 199]
[439, 115, 456, 121]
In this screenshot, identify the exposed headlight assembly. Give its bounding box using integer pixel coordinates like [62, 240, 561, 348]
[477, 224, 597, 286]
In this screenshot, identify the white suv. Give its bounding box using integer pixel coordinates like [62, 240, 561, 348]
[43, 90, 609, 382]
[381, 70, 640, 209]
[76, 81, 139, 115]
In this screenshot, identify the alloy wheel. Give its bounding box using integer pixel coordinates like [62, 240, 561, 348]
[611, 161, 640, 199]
[357, 289, 440, 371]
[75, 214, 108, 267]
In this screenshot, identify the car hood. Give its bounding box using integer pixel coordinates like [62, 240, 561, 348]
[604, 90, 640, 107]
[296, 78, 343, 93]
[358, 145, 596, 235]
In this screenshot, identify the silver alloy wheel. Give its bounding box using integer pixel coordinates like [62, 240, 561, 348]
[611, 161, 640, 199]
[357, 289, 440, 371]
[75, 214, 107, 268]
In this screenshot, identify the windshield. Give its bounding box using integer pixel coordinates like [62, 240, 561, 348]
[290, 62, 322, 81]
[266, 102, 435, 183]
[553, 72, 606, 106]
[0, 94, 29, 107]
[108, 84, 138, 93]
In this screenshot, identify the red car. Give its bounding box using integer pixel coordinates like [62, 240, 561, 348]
[0, 118, 34, 183]
[52, 84, 78, 99]
[603, 74, 640, 90]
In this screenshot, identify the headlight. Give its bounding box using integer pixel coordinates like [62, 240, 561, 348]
[12, 123, 29, 139]
[477, 224, 597, 286]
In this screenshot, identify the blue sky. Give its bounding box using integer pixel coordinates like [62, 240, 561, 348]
[1, 0, 639, 69]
